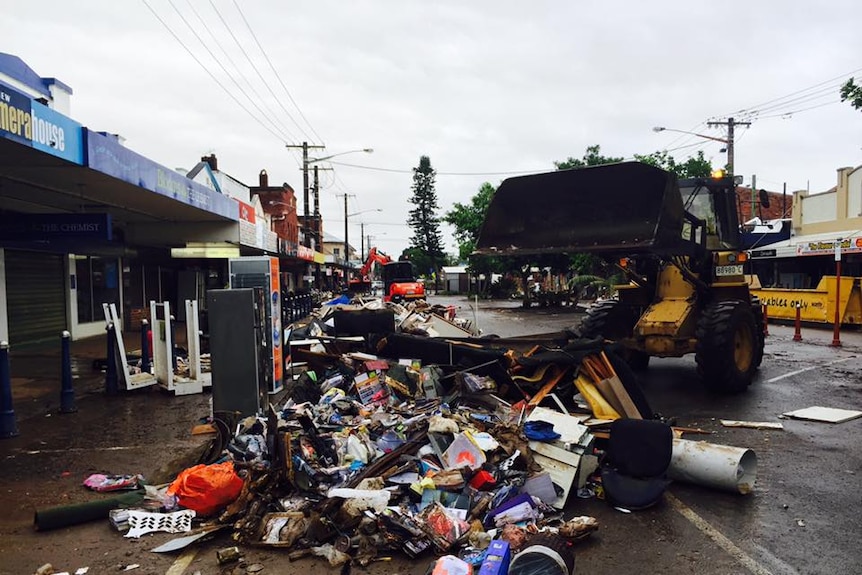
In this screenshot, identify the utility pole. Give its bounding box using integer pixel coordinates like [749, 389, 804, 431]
[360, 222, 365, 261]
[751, 174, 757, 222]
[338, 193, 356, 279]
[285, 141, 324, 248]
[706, 117, 750, 176]
[313, 166, 320, 249]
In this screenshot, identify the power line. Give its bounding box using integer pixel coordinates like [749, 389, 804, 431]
[182, 0, 300, 143]
[166, 0, 296, 141]
[231, 0, 325, 145]
[328, 160, 553, 177]
[209, 0, 315, 143]
[722, 66, 862, 119]
[757, 98, 843, 119]
[140, 0, 286, 143]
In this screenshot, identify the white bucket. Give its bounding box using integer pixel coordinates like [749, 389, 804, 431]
[668, 439, 757, 494]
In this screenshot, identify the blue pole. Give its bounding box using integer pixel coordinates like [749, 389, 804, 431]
[59, 331, 77, 413]
[0, 341, 19, 438]
[140, 319, 151, 374]
[105, 324, 118, 395]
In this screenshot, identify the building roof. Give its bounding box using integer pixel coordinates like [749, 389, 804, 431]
[0, 53, 71, 97]
[442, 266, 468, 274]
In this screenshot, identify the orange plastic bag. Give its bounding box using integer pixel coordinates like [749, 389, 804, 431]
[167, 461, 244, 516]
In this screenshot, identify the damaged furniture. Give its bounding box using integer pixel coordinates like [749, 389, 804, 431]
[600, 418, 673, 510]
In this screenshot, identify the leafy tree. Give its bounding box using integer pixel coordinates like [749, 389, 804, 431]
[407, 156, 446, 288]
[444, 182, 496, 261]
[555, 145, 624, 170]
[840, 78, 862, 111]
[634, 149, 713, 177]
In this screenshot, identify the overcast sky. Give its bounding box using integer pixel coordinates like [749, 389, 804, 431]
[6, 1, 862, 258]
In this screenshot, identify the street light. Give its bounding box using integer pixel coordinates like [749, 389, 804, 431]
[309, 148, 374, 164]
[652, 121, 747, 176]
[284, 144, 373, 249]
[652, 126, 729, 145]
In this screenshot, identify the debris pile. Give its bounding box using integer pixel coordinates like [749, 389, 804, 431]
[34, 303, 761, 574]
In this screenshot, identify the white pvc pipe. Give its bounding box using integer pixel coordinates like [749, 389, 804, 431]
[668, 439, 758, 495]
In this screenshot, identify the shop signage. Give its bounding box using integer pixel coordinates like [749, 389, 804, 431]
[237, 200, 256, 223]
[0, 213, 111, 240]
[0, 83, 83, 164]
[297, 245, 314, 261]
[796, 236, 862, 257]
[85, 130, 238, 220]
[750, 249, 777, 259]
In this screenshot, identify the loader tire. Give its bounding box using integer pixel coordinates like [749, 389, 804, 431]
[579, 300, 649, 371]
[695, 300, 758, 393]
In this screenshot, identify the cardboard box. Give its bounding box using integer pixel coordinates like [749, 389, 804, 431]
[478, 539, 511, 575]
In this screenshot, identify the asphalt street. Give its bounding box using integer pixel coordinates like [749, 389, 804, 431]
[0, 295, 859, 575]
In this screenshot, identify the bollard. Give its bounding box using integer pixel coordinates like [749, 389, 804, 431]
[793, 302, 803, 342]
[140, 319, 151, 374]
[105, 323, 119, 395]
[0, 341, 19, 438]
[59, 331, 77, 413]
[762, 304, 769, 337]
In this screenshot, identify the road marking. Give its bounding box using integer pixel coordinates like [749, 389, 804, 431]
[666, 493, 773, 575]
[766, 356, 857, 383]
[165, 548, 197, 575]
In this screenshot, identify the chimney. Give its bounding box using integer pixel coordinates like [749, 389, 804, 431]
[202, 154, 218, 171]
[259, 169, 269, 188]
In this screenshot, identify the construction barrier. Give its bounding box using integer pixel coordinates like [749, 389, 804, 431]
[750, 276, 862, 326]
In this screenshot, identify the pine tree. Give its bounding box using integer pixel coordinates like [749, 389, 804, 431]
[408, 155, 446, 287]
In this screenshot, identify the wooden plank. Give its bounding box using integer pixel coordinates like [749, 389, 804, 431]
[606, 374, 642, 419]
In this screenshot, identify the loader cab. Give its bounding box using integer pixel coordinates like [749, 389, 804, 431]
[678, 174, 741, 254]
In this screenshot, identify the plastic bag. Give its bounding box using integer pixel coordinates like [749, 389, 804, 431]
[83, 473, 141, 492]
[167, 462, 244, 516]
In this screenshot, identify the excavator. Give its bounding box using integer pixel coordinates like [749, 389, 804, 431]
[348, 247, 426, 303]
[348, 247, 390, 293]
[475, 161, 765, 393]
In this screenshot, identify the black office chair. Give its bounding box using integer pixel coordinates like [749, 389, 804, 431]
[600, 418, 673, 510]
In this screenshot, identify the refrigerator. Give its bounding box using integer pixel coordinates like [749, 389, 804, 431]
[228, 256, 283, 393]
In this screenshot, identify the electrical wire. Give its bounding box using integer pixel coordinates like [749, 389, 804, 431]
[721, 66, 862, 119]
[757, 99, 843, 119]
[209, 0, 316, 144]
[184, 0, 300, 144]
[231, 0, 325, 145]
[140, 0, 287, 144]
[166, 0, 296, 142]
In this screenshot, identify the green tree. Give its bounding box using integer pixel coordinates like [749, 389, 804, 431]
[840, 78, 862, 111]
[555, 144, 624, 170]
[634, 149, 713, 177]
[407, 156, 446, 287]
[444, 182, 496, 261]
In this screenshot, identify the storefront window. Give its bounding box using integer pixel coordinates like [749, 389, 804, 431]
[75, 255, 121, 323]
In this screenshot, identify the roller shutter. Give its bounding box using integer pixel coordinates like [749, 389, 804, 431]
[5, 250, 67, 344]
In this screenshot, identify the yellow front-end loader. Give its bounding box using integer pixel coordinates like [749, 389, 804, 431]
[475, 162, 765, 392]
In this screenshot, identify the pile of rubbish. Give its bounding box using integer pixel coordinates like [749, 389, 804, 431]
[34, 303, 759, 574]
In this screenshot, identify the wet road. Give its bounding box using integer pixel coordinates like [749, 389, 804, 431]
[0, 295, 859, 574]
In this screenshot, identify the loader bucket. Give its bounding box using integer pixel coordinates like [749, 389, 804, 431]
[475, 162, 687, 256]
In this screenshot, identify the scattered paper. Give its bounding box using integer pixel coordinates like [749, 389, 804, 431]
[721, 420, 784, 430]
[782, 406, 862, 424]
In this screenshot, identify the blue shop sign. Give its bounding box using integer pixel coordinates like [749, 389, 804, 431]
[85, 130, 238, 220]
[0, 83, 32, 147]
[0, 83, 83, 164]
[30, 101, 83, 164]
